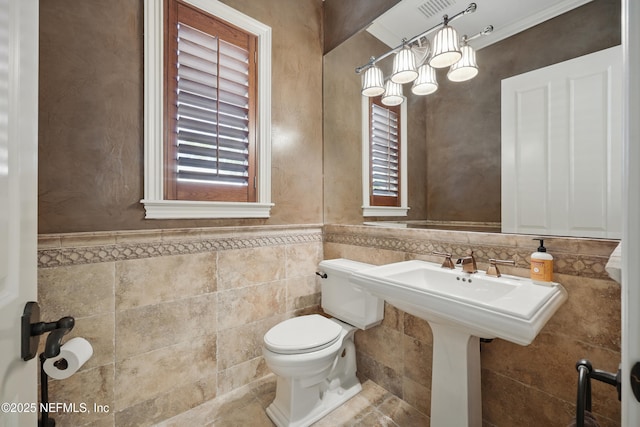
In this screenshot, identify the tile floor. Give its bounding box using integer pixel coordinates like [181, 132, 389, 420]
[154, 375, 430, 427]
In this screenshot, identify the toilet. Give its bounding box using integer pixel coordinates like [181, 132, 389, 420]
[262, 258, 384, 427]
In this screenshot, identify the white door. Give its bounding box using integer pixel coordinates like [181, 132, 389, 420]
[622, 0, 640, 424]
[0, 0, 39, 426]
[501, 46, 622, 239]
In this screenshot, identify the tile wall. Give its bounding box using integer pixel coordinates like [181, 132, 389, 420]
[37, 223, 621, 426]
[37, 225, 323, 426]
[324, 224, 621, 427]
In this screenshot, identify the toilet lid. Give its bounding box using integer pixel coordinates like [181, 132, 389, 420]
[264, 314, 342, 354]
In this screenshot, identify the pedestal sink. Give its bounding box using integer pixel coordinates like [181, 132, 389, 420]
[349, 260, 567, 427]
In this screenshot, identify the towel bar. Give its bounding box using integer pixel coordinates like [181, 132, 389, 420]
[574, 359, 621, 427]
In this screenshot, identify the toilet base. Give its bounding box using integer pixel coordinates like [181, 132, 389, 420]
[266, 380, 362, 427]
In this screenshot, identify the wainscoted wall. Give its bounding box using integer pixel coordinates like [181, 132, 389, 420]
[324, 225, 621, 427]
[37, 225, 323, 427]
[37, 224, 621, 426]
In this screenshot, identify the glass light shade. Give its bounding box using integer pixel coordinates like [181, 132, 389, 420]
[447, 45, 478, 82]
[429, 25, 462, 68]
[361, 65, 385, 97]
[381, 80, 404, 106]
[391, 46, 418, 84]
[411, 64, 438, 95]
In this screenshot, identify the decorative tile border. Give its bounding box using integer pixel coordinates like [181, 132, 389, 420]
[324, 225, 618, 280]
[38, 223, 618, 280]
[38, 226, 323, 268]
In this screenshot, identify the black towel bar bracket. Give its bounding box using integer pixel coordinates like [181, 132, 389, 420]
[575, 359, 621, 427]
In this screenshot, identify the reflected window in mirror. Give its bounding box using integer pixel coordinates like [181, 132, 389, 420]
[361, 96, 409, 217]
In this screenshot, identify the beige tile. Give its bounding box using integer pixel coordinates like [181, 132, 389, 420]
[351, 410, 396, 426]
[115, 375, 216, 427]
[403, 336, 432, 387]
[403, 313, 433, 344]
[356, 352, 403, 398]
[38, 262, 115, 319]
[82, 414, 116, 427]
[116, 293, 217, 361]
[114, 335, 216, 409]
[402, 377, 431, 417]
[60, 232, 117, 248]
[153, 381, 254, 427]
[285, 242, 322, 278]
[218, 282, 286, 330]
[481, 332, 620, 422]
[47, 364, 114, 427]
[311, 393, 374, 427]
[205, 399, 274, 427]
[380, 303, 403, 331]
[545, 273, 621, 352]
[217, 246, 286, 291]
[286, 275, 320, 311]
[38, 235, 62, 249]
[250, 374, 277, 409]
[377, 394, 430, 427]
[115, 252, 216, 310]
[218, 314, 285, 370]
[322, 243, 405, 266]
[355, 325, 403, 373]
[217, 357, 271, 396]
[50, 312, 114, 372]
[481, 368, 576, 427]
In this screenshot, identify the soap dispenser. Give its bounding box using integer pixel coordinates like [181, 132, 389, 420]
[531, 238, 554, 284]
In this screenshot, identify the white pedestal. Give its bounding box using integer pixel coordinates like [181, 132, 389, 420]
[429, 322, 482, 427]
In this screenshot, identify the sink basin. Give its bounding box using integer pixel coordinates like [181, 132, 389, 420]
[350, 259, 567, 345]
[349, 259, 567, 427]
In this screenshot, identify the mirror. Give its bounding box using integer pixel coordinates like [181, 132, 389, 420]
[322, 0, 621, 235]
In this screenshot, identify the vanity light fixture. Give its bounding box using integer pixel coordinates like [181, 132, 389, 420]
[361, 63, 385, 96]
[391, 42, 418, 84]
[447, 43, 478, 82]
[381, 80, 404, 106]
[412, 64, 439, 95]
[355, 3, 493, 105]
[430, 23, 462, 68]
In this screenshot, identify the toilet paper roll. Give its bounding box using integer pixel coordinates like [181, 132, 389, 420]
[43, 337, 93, 380]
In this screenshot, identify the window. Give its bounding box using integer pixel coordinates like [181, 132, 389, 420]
[361, 96, 409, 217]
[142, 0, 272, 219]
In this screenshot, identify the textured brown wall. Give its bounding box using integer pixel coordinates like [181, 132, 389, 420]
[425, 0, 621, 222]
[322, 0, 620, 226]
[323, 30, 428, 224]
[323, 0, 400, 54]
[38, 0, 324, 233]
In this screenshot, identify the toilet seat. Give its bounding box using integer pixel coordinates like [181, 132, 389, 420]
[264, 314, 342, 354]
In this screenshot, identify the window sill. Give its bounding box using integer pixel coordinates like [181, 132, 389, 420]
[141, 199, 274, 219]
[362, 206, 409, 217]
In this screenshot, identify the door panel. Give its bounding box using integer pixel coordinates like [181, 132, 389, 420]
[0, 0, 39, 426]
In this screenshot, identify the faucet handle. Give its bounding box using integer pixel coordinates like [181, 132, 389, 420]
[433, 252, 455, 269]
[486, 259, 516, 277]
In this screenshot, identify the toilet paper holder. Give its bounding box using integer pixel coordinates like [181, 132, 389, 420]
[22, 301, 78, 427]
[21, 301, 75, 361]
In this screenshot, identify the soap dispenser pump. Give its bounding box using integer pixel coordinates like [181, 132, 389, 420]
[531, 238, 554, 284]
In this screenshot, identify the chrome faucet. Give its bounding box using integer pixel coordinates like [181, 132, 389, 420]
[457, 251, 478, 274]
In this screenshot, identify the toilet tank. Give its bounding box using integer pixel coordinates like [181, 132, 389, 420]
[318, 258, 384, 330]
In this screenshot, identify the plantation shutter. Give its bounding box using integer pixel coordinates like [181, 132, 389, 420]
[370, 98, 400, 207]
[165, 1, 257, 202]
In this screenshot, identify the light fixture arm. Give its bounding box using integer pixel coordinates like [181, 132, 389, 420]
[465, 25, 494, 42]
[355, 2, 478, 74]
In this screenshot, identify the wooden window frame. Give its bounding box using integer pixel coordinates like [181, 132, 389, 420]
[165, 0, 257, 203]
[141, 0, 272, 219]
[361, 96, 409, 217]
[369, 96, 401, 207]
